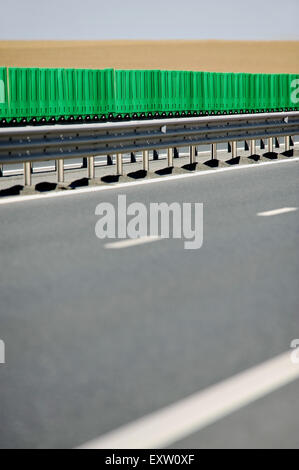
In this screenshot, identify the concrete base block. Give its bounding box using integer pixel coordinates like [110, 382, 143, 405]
[196, 163, 213, 171]
[262, 152, 283, 161]
[171, 166, 190, 174]
[55, 182, 70, 191]
[86, 178, 103, 186]
[180, 162, 199, 172]
[155, 166, 186, 177]
[101, 174, 131, 184]
[279, 149, 294, 158]
[20, 185, 36, 195]
[225, 156, 257, 166]
[127, 169, 158, 180]
[203, 159, 227, 169]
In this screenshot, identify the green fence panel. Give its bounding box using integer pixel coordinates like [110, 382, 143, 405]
[276, 74, 283, 109]
[96, 68, 115, 115]
[38, 68, 49, 118]
[75, 69, 88, 116]
[160, 70, 168, 111]
[224, 73, 234, 111]
[192, 72, 202, 111]
[1, 67, 299, 124]
[266, 73, 272, 109]
[115, 69, 163, 115]
[140, 69, 160, 113]
[162, 71, 179, 112]
[64, 68, 77, 116]
[116, 70, 140, 115]
[152, 70, 162, 113]
[283, 74, 291, 109]
[271, 74, 277, 109]
[249, 73, 256, 111]
[201, 72, 209, 111]
[216, 72, 221, 111]
[46, 68, 59, 117]
[115, 70, 134, 115]
[8, 68, 29, 119]
[221, 73, 228, 111]
[29, 68, 41, 119]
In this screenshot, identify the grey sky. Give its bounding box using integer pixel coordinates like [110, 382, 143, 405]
[1, 0, 298, 40]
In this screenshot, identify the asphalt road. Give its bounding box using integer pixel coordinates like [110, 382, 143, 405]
[0, 160, 298, 448]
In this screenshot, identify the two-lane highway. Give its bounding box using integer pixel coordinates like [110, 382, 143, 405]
[0, 160, 298, 448]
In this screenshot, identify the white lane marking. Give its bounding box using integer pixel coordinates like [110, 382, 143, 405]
[257, 207, 298, 217]
[0, 156, 298, 206]
[78, 351, 299, 449]
[104, 236, 161, 249]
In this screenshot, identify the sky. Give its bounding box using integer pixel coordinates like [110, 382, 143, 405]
[1, 0, 298, 40]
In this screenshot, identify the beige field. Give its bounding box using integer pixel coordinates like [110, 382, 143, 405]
[0, 40, 298, 73]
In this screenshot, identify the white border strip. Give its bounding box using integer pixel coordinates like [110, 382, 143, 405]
[78, 351, 299, 449]
[0, 157, 298, 206]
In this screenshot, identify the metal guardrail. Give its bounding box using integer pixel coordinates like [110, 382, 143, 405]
[0, 111, 298, 186]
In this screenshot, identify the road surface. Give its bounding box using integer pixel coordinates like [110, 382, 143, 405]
[0, 159, 298, 448]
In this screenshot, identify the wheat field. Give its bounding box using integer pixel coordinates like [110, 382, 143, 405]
[0, 40, 298, 73]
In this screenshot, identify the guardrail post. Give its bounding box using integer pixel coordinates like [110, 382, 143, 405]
[211, 143, 217, 160]
[87, 156, 95, 179]
[268, 137, 273, 153]
[57, 159, 64, 183]
[143, 150, 149, 171]
[167, 148, 173, 167]
[284, 136, 290, 151]
[231, 141, 237, 158]
[189, 145, 196, 164]
[24, 162, 32, 186]
[250, 139, 256, 155]
[116, 153, 123, 175]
